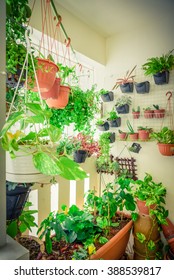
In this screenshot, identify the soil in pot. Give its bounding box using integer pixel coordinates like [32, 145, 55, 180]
[18, 235, 45, 260]
[40, 215, 132, 260]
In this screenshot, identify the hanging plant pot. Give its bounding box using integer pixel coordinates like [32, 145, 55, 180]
[41, 77, 61, 100]
[153, 71, 169, 85]
[107, 117, 121, 127]
[73, 150, 88, 163]
[101, 91, 114, 102]
[132, 112, 140, 119]
[135, 81, 150, 94]
[129, 143, 142, 153]
[6, 151, 51, 183]
[6, 182, 32, 221]
[96, 121, 109, 131]
[144, 110, 154, 119]
[120, 82, 133, 93]
[31, 58, 58, 93]
[46, 85, 71, 109]
[138, 130, 150, 141]
[109, 132, 116, 143]
[157, 143, 174, 156]
[115, 104, 129, 114]
[153, 109, 165, 118]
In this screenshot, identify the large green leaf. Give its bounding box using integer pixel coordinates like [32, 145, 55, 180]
[48, 125, 62, 142]
[57, 156, 88, 180]
[25, 115, 45, 124]
[0, 111, 24, 137]
[33, 152, 62, 175]
[26, 103, 52, 119]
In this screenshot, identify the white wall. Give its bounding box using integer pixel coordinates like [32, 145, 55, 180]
[105, 25, 174, 222]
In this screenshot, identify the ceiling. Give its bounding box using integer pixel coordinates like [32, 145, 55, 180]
[55, 0, 174, 37]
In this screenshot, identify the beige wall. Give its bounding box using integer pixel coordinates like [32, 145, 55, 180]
[28, 0, 106, 65]
[105, 25, 174, 222]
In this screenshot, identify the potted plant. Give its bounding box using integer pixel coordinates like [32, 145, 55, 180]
[45, 63, 77, 108]
[153, 104, 165, 118]
[0, 98, 88, 182]
[132, 106, 140, 119]
[131, 173, 168, 260]
[115, 95, 132, 114]
[50, 84, 100, 134]
[137, 126, 153, 141]
[135, 81, 150, 94]
[112, 65, 136, 93]
[99, 88, 114, 102]
[99, 132, 116, 144]
[118, 129, 128, 141]
[150, 127, 174, 156]
[126, 120, 139, 140]
[142, 49, 174, 84]
[143, 107, 154, 119]
[96, 119, 109, 131]
[107, 110, 121, 127]
[128, 143, 142, 153]
[37, 179, 136, 260]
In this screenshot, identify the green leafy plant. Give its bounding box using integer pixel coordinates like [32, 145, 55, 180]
[142, 50, 174, 75]
[113, 65, 137, 89]
[150, 127, 174, 144]
[126, 120, 135, 134]
[57, 63, 78, 86]
[107, 110, 119, 120]
[50, 84, 100, 133]
[6, 201, 38, 241]
[115, 95, 132, 107]
[0, 101, 88, 180]
[132, 106, 140, 113]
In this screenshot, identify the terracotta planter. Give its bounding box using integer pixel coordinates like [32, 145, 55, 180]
[153, 109, 165, 118]
[133, 213, 160, 260]
[144, 110, 154, 119]
[31, 58, 58, 93]
[157, 143, 174, 156]
[161, 218, 174, 240]
[138, 130, 150, 141]
[132, 112, 140, 119]
[90, 219, 133, 260]
[41, 77, 61, 100]
[129, 133, 139, 141]
[136, 199, 156, 215]
[46, 85, 71, 109]
[119, 132, 127, 140]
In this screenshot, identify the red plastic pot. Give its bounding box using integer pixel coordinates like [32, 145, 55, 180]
[144, 110, 154, 119]
[46, 85, 71, 109]
[138, 130, 150, 141]
[41, 78, 61, 100]
[154, 109, 165, 118]
[132, 112, 140, 119]
[157, 143, 174, 156]
[129, 133, 139, 141]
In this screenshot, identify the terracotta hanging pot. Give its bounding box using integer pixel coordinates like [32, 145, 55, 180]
[154, 109, 165, 118]
[157, 143, 174, 156]
[119, 132, 127, 140]
[46, 85, 71, 109]
[144, 110, 154, 119]
[41, 77, 61, 100]
[129, 133, 139, 141]
[30, 58, 58, 93]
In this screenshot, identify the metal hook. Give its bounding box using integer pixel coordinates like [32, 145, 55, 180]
[166, 91, 172, 100]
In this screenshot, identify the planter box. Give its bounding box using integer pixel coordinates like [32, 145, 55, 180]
[153, 71, 169, 85]
[73, 150, 88, 163]
[107, 117, 121, 127]
[144, 110, 154, 119]
[120, 83, 133, 93]
[153, 109, 165, 118]
[135, 81, 150, 93]
[116, 104, 129, 114]
[132, 112, 140, 119]
[101, 91, 114, 102]
[90, 219, 133, 260]
[96, 122, 109, 131]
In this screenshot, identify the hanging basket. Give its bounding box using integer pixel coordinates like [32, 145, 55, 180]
[41, 77, 61, 100]
[31, 58, 58, 93]
[157, 143, 174, 156]
[46, 85, 71, 109]
[6, 182, 32, 221]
